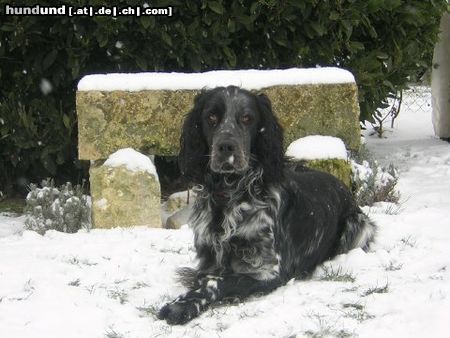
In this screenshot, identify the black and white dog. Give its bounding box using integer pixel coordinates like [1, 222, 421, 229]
[158, 86, 376, 325]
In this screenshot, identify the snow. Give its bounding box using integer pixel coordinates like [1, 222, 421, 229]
[77, 67, 355, 91]
[103, 148, 158, 179]
[94, 198, 108, 211]
[351, 160, 373, 182]
[1, 90, 450, 337]
[0, 215, 25, 237]
[39, 78, 53, 95]
[286, 135, 348, 160]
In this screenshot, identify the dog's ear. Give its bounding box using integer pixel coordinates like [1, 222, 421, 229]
[178, 92, 209, 183]
[254, 93, 285, 182]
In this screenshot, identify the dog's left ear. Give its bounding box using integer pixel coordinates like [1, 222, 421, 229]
[254, 93, 285, 182]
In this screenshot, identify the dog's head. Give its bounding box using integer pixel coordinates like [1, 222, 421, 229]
[179, 86, 284, 183]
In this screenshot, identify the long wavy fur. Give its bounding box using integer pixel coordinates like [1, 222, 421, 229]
[158, 86, 376, 326]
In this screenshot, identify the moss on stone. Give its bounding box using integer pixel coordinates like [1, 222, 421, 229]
[262, 84, 360, 151]
[89, 162, 162, 228]
[77, 83, 360, 160]
[302, 159, 352, 188]
[77, 90, 199, 160]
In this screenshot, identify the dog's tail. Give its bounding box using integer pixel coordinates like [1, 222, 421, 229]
[338, 210, 376, 254]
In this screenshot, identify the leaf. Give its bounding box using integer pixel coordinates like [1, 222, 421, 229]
[273, 29, 288, 47]
[227, 19, 236, 32]
[56, 151, 65, 165]
[349, 41, 365, 51]
[161, 31, 173, 46]
[250, 2, 259, 14]
[136, 56, 147, 70]
[342, 20, 353, 38]
[141, 16, 153, 29]
[43, 50, 58, 70]
[222, 46, 236, 67]
[41, 152, 56, 175]
[310, 22, 326, 36]
[62, 114, 71, 129]
[376, 52, 389, 60]
[0, 23, 15, 31]
[96, 30, 108, 48]
[208, 1, 224, 15]
[383, 80, 395, 91]
[329, 11, 340, 20]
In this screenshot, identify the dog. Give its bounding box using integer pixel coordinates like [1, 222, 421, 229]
[158, 86, 376, 325]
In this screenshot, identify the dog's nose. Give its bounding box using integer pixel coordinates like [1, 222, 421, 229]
[217, 141, 236, 156]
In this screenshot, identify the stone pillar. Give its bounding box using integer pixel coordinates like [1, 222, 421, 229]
[432, 7, 450, 139]
[89, 149, 162, 229]
[285, 136, 352, 188]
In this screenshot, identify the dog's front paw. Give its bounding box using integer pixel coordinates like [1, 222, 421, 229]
[157, 301, 198, 325]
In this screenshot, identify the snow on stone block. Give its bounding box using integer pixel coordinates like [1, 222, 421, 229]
[89, 149, 161, 229]
[286, 135, 348, 160]
[77, 67, 355, 91]
[103, 147, 158, 180]
[286, 136, 351, 187]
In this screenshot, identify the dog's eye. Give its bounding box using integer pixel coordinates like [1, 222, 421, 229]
[207, 113, 218, 126]
[240, 114, 253, 125]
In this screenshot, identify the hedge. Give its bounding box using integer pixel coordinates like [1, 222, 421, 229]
[0, 0, 447, 194]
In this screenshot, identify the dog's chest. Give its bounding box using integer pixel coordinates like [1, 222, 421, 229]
[192, 198, 280, 280]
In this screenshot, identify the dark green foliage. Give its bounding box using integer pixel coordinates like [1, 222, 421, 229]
[0, 0, 446, 194]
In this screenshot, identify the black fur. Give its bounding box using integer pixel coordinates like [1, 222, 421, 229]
[158, 86, 376, 325]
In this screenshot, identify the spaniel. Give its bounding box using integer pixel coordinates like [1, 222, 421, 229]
[158, 86, 375, 325]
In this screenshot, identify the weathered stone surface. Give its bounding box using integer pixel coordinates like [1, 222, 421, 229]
[264, 84, 360, 151]
[77, 83, 360, 160]
[165, 204, 193, 230]
[77, 90, 198, 159]
[164, 194, 188, 214]
[90, 161, 162, 228]
[302, 159, 352, 188]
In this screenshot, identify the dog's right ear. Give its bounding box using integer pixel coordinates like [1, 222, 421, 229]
[178, 92, 209, 183]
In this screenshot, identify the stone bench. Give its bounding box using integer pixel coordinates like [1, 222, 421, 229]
[76, 68, 361, 229]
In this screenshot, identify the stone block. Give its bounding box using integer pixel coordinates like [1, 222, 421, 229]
[165, 204, 193, 230]
[77, 90, 197, 159]
[303, 159, 352, 188]
[286, 135, 352, 187]
[264, 84, 360, 151]
[90, 160, 162, 229]
[77, 69, 361, 160]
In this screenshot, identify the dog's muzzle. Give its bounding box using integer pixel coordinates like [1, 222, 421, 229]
[210, 138, 248, 174]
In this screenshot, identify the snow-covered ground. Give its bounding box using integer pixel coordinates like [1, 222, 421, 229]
[1, 93, 450, 338]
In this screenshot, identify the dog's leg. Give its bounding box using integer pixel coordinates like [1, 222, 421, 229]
[158, 274, 281, 325]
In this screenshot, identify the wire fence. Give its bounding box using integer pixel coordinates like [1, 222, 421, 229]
[401, 85, 432, 115]
[370, 84, 432, 136]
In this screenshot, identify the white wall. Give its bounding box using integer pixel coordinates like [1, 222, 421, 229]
[432, 8, 450, 139]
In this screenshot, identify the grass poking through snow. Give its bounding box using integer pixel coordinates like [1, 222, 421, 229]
[318, 266, 356, 283]
[304, 312, 355, 338]
[341, 303, 375, 322]
[362, 282, 389, 297]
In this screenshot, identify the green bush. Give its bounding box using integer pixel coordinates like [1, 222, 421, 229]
[0, 0, 446, 194]
[24, 179, 91, 234]
[351, 144, 400, 206]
